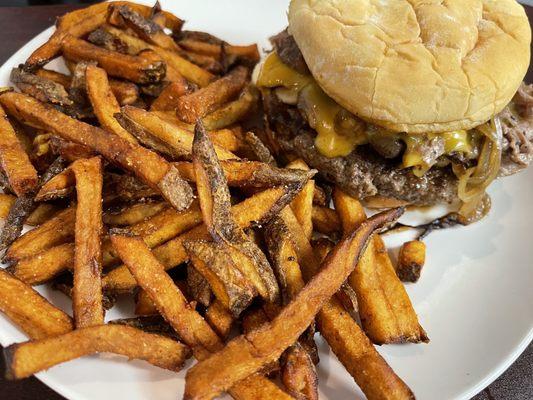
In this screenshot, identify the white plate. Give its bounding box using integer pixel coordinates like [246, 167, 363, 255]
[0, 1, 532, 399]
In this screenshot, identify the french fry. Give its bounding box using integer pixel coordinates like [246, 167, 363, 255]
[102, 26, 214, 87]
[11, 67, 72, 106]
[184, 208, 404, 400]
[109, 315, 177, 339]
[180, 50, 224, 75]
[26, 204, 60, 226]
[62, 36, 166, 84]
[0, 157, 65, 254]
[0, 268, 73, 340]
[118, 106, 238, 161]
[36, 68, 140, 106]
[71, 157, 104, 328]
[49, 137, 95, 163]
[287, 159, 314, 240]
[311, 205, 341, 235]
[396, 240, 426, 283]
[135, 289, 159, 316]
[108, 4, 180, 52]
[178, 39, 260, 63]
[281, 207, 415, 400]
[186, 263, 213, 307]
[4, 324, 191, 379]
[280, 343, 318, 400]
[193, 121, 279, 302]
[176, 66, 249, 123]
[204, 300, 233, 340]
[150, 81, 189, 111]
[201, 86, 258, 130]
[102, 182, 309, 294]
[333, 188, 428, 344]
[0, 193, 16, 218]
[242, 131, 277, 166]
[103, 202, 167, 226]
[35, 164, 75, 201]
[4, 206, 75, 264]
[85, 64, 137, 143]
[0, 105, 38, 197]
[110, 234, 292, 400]
[185, 240, 256, 316]
[0, 92, 193, 211]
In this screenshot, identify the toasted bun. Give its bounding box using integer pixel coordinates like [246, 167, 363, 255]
[288, 0, 531, 133]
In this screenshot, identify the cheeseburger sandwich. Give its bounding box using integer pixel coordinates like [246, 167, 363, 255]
[256, 0, 532, 221]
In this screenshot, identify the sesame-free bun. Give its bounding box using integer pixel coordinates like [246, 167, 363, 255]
[288, 0, 531, 133]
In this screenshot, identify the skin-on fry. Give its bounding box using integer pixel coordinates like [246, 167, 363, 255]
[0, 268, 73, 340]
[281, 207, 415, 400]
[109, 315, 178, 339]
[85, 64, 137, 143]
[0, 157, 65, 254]
[287, 159, 314, 240]
[185, 240, 256, 317]
[35, 69, 140, 106]
[204, 300, 233, 340]
[281, 343, 318, 400]
[4, 206, 75, 264]
[0, 193, 16, 218]
[102, 26, 214, 87]
[396, 240, 426, 283]
[186, 263, 213, 307]
[311, 205, 341, 235]
[0, 92, 193, 211]
[102, 182, 309, 294]
[108, 4, 180, 52]
[176, 66, 249, 123]
[0, 105, 38, 197]
[193, 121, 279, 302]
[71, 157, 104, 328]
[177, 39, 260, 63]
[201, 86, 258, 131]
[183, 208, 404, 400]
[150, 82, 189, 111]
[135, 289, 159, 316]
[103, 202, 167, 226]
[26, 204, 60, 226]
[110, 234, 292, 400]
[62, 36, 166, 84]
[49, 137, 95, 163]
[4, 324, 191, 380]
[11, 67, 72, 106]
[242, 131, 277, 166]
[118, 106, 237, 161]
[35, 167, 74, 201]
[333, 188, 428, 344]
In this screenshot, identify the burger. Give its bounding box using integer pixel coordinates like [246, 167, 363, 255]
[255, 0, 532, 221]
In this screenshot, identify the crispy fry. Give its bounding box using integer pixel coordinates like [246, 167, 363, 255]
[110, 234, 292, 400]
[62, 36, 165, 84]
[26, 204, 60, 226]
[85, 64, 137, 143]
[102, 183, 308, 294]
[4, 206, 75, 264]
[193, 121, 279, 302]
[204, 300, 233, 340]
[4, 324, 191, 379]
[185, 240, 256, 316]
[0, 92, 193, 211]
[150, 82, 189, 111]
[396, 240, 426, 283]
[118, 106, 237, 161]
[312, 185, 328, 206]
[11, 67, 72, 106]
[186, 263, 213, 307]
[109, 315, 177, 339]
[333, 188, 428, 344]
[311, 205, 340, 235]
[282, 207, 415, 400]
[180, 50, 224, 75]
[287, 159, 314, 240]
[103, 26, 214, 87]
[0, 105, 38, 197]
[184, 208, 404, 400]
[108, 4, 180, 51]
[71, 157, 104, 328]
[0, 268, 73, 340]
[281, 343, 318, 400]
[176, 66, 249, 123]
[178, 39, 260, 63]
[49, 137, 95, 163]
[135, 289, 159, 316]
[35, 164, 74, 201]
[0, 193, 16, 218]
[242, 131, 277, 166]
[35, 69, 71, 88]
[104, 202, 167, 226]
[201, 86, 258, 130]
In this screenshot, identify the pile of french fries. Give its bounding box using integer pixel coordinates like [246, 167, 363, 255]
[0, 2, 430, 399]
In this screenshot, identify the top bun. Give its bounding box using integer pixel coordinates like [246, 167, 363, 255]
[288, 0, 531, 133]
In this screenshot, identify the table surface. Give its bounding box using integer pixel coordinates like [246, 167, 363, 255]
[0, 4, 531, 400]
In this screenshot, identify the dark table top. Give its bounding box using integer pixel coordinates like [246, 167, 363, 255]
[0, 4, 531, 400]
